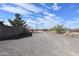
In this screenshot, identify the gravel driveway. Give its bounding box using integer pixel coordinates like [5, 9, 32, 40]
[0, 31, 79, 56]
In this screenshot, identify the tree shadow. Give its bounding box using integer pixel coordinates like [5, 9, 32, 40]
[0, 32, 32, 41]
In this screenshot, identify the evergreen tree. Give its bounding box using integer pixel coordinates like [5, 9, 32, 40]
[8, 13, 27, 28]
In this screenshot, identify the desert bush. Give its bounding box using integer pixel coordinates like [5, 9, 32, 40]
[53, 25, 66, 34]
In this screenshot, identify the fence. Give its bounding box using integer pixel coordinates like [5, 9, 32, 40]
[0, 26, 25, 39]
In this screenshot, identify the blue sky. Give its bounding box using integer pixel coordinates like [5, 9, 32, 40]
[0, 3, 79, 29]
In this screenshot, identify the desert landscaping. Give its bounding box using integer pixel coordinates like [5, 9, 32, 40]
[0, 13, 79, 56]
[0, 3, 79, 56]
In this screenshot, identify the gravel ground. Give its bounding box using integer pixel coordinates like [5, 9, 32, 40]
[0, 31, 79, 56]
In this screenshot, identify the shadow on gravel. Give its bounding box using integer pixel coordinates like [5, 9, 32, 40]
[0, 32, 32, 41]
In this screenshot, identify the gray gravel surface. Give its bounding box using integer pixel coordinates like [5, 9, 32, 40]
[0, 31, 79, 56]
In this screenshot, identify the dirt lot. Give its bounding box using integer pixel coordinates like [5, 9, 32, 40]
[0, 31, 79, 56]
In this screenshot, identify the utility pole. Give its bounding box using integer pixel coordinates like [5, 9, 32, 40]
[28, 16, 34, 32]
[36, 20, 38, 31]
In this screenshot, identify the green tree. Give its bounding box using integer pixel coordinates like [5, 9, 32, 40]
[8, 13, 27, 28]
[53, 24, 66, 34]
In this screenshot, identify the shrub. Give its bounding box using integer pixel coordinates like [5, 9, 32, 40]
[53, 25, 66, 34]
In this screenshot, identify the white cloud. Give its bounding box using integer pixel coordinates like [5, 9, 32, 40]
[66, 18, 79, 24]
[0, 4, 32, 15]
[37, 15, 79, 29]
[0, 3, 65, 29]
[52, 3, 61, 11]
[64, 18, 79, 29]
[0, 18, 11, 26]
[44, 12, 56, 17]
[25, 18, 38, 29]
[4, 21, 11, 26]
[41, 3, 61, 11]
[14, 3, 43, 13]
[23, 12, 62, 29]
[41, 3, 50, 9]
[37, 12, 63, 29]
[25, 12, 61, 29]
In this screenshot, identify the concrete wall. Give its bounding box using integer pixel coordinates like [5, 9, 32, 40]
[0, 26, 25, 39]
